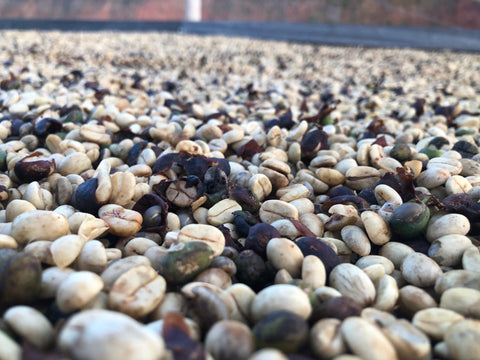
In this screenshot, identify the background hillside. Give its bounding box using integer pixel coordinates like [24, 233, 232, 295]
[0, 0, 479, 29]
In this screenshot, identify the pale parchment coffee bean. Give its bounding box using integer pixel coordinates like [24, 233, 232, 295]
[101, 255, 151, 291]
[143, 246, 169, 271]
[463, 246, 480, 272]
[401, 252, 443, 287]
[266, 237, 304, 278]
[79, 124, 111, 145]
[12, 210, 69, 245]
[109, 171, 136, 206]
[177, 223, 225, 257]
[433, 341, 451, 359]
[105, 248, 122, 261]
[24, 240, 54, 265]
[362, 310, 431, 360]
[40, 266, 76, 299]
[53, 205, 77, 219]
[295, 169, 329, 193]
[461, 158, 480, 177]
[276, 183, 310, 202]
[58, 309, 165, 360]
[384, 319, 431, 360]
[380, 242, 414, 269]
[207, 199, 242, 226]
[58, 152, 92, 175]
[222, 128, 244, 145]
[434, 270, 480, 294]
[99, 204, 142, 237]
[55, 176, 74, 205]
[77, 240, 108, 273]
[374, 184, 402, 207]
[428, 234, 472, 267]
[67, 212, 94, 234]
[205, 320, 255, 360]
[363, 264, 386, 285]
[341, 225, 371, 256]
[361, 210, 392, 245]
[165, 179, 200, 207]
[316, 167, 345, 186]
[299, 213, 324, 237]
[412, 308, 464, 341]
[0, 222, 12, 236]
[445, 319, 480, 360]
[398, 285, 437, 316]
[251, 284, 312, 323]
[313, 287, 342, 307]
[373, 275, 399, 312]
[310, 154, 337, 168]
[194, 267, 232, 290]
[192, 206, 208, 224]
[50, 234, 84, 269]
[109, 265, 166, 319]
[56, 271, 104, 313]
[426, 213, 470, 242]
[376, 157, 403, 172]
[340, 317, 398, 360]
[336, 158, 358, 175]
[176, 139, 204, 155]
[302, 255, 326, 290]
[445, 175, 472, 195]
[356, 255, 394, 274]
[3, 305, 54, 350]
[287, 141, 301, 163]
[249, 349, 288, 360]
[310, 318, 346, 359]
[289, 198, 314, 216]
[259, 200, 299, 224]
[0, 234, 17, 250]
[208, 138, 228, 153]
[123, 237, 158, 257]
[115, 112, 136, 129]
[258, 158, 291, 189]
[249, 173, 272, 201]
[356, 143, 370, 166]
[261, 152, 288, 173]
[288, 120, 308, 140]
[369, 143, 387, 166]
[92, 160, 113, 204]
[440, 287, 480, 319]
[360, 307, 396, 326]
[77, 216, 109, 242]
[324, 213, 358, 232]
[345, 166, 381, 191]
[127, 164, 152, 177]
[271, 219, 302, 239]
[5, 199, 36, 222]
[427, 156, 462, 174]
[0, 329, 21, 360]
[149, 292, 188, 320]
[329, 263, 376, 308]
[23, 181, 53, 210]
[415, 167, 451, 188]
[225, 283, 256, 324]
